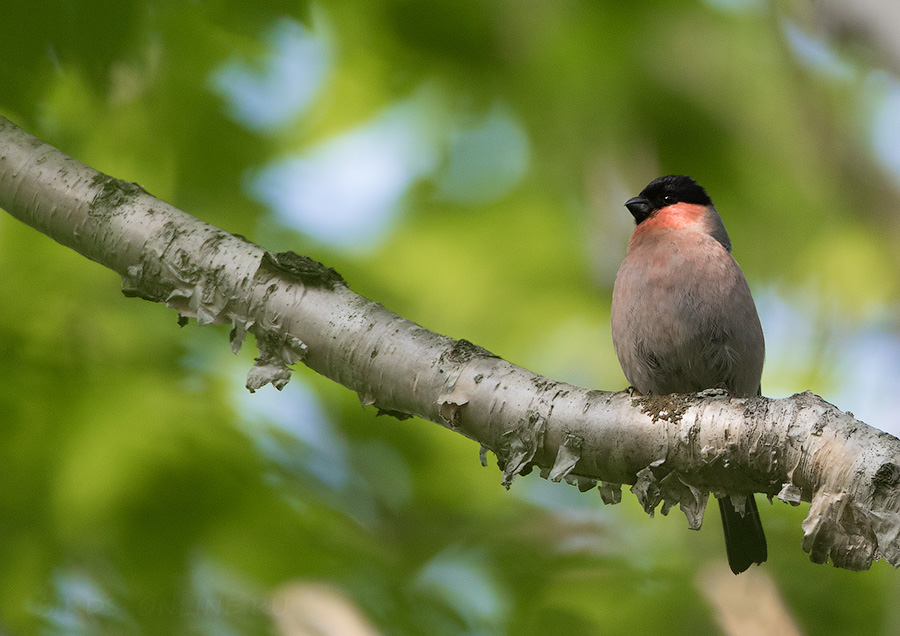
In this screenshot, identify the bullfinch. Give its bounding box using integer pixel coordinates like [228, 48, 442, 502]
[610, 175, 767, 574]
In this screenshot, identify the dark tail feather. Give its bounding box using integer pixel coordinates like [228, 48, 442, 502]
[718, 494, 767, 574]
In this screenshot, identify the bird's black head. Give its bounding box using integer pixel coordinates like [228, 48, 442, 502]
[625, 175, 713, 224]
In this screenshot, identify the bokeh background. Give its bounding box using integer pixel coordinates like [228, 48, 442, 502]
[2, 1, 900, 634]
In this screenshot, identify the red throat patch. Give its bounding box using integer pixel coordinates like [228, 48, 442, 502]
[640, 202, 709, 231]
[628, 202, 714, 252]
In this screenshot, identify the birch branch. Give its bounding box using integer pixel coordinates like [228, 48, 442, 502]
[1, 115, 899, 572]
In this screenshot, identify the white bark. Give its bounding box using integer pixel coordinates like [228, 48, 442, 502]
[2, 115, 899, 571]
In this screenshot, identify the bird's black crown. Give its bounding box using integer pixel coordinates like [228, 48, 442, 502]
[639, 175, 712, 209]
[625, 175, 713, 224]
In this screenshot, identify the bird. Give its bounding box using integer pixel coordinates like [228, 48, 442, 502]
[610, 174, 767, 574]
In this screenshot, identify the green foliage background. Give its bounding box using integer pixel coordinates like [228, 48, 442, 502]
[2, 1, 900, 634]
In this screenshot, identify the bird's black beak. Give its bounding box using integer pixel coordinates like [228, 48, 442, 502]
[624, 196, 653, 224]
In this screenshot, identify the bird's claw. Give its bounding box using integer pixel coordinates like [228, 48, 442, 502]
[697, 387, 729, 398]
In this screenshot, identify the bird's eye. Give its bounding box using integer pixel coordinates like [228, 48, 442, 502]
[663, 195, 676, 205]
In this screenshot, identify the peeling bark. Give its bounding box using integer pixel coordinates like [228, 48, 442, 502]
[2, 115, 899, 571]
